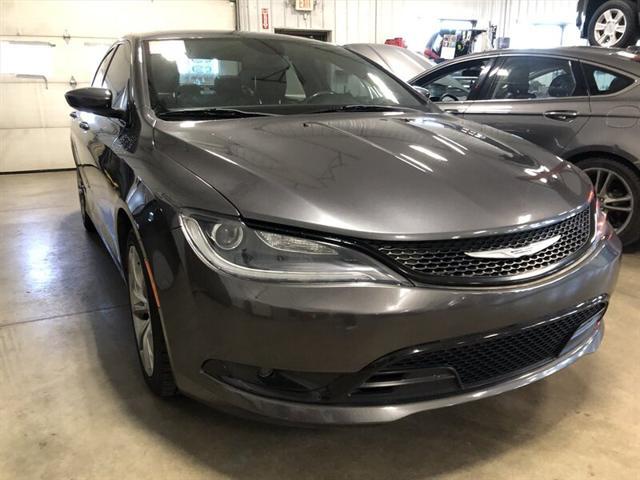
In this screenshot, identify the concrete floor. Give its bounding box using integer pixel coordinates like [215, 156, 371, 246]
[0, 170, 638, 480]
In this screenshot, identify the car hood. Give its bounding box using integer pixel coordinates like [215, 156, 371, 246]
[156, 112, 591, 240]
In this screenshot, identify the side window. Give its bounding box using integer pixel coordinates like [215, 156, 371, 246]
[582, 64, 634, 95]
[103, 43, 131, 110]
[91, 48, 115, 87]
[489, 56, 578, 100]
[416, 59, 491, 102]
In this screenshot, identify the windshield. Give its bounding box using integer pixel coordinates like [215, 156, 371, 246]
[144, 36, 427, 117]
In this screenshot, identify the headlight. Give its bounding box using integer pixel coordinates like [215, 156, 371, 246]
[179, 213, 408, 285]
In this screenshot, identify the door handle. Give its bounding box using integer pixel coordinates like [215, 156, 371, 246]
[69, 111, 77, 119]
[443, 108, 462, 115]
[78, 121, 90, 131]
[544, 110, 579, 121]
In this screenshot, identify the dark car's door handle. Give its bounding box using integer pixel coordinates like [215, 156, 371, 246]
[78, 121, 90, 131]
[544, 110, 579, 121]
[69, 111, 77, 119]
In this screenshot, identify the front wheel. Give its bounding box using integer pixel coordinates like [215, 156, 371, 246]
[588, 0, 639, 48]
[125, 231, 177, 397]
[576, 157, 640, 246]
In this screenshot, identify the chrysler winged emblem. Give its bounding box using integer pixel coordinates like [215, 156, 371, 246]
[465, 235, 562, 259]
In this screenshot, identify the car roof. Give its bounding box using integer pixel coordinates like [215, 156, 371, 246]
[122, 30, 328, 45]
[436, 46, 640, 76]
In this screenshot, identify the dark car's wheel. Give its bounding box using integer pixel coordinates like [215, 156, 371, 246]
[588, 0, 639, 48]
[125, 231, 177, 396]
[76, 171, 96, 232]
[576, 158, 640, 245]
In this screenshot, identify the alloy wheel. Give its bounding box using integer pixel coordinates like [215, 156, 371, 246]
[594, 8, 627, 47]
[584, 167, 635, 234]
[127, 245, 154, 376]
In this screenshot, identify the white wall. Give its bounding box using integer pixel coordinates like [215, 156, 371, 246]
[238, 0, 583, 50]
[0, 0, 236, 172]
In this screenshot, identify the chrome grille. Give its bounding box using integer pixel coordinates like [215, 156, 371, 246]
[368, 207, 592, 284]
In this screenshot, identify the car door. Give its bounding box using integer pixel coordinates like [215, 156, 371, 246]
[463, 55, 591, 156]
[411, 57, 494, 116]
[70, 46, 115, 216]
[82, 41, 133, 258]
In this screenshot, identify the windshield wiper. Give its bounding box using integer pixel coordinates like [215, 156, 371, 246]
[157, 108, 277, 120]
[312, 104, 415, 114]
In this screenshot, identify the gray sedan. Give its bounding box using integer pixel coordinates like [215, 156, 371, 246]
[411, 47, 640, 246]
[65, 32, 620, 424]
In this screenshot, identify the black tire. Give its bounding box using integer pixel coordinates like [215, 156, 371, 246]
[76, 171, 96, 233]
[125, 231, 177, 397]
[588, 0, 639, 48]
[575, 157, 640, 246]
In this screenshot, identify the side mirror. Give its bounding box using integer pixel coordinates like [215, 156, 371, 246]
[412, 85, 431, 99]
[64, 87, 125, 119]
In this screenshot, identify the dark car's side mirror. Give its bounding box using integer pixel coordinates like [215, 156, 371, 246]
[65, 87, 125, 119]
[412, 85, 431, 100]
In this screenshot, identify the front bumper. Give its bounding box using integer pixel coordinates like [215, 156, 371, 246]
[157, 223, 621, 424]
[200, 317, 604, 424]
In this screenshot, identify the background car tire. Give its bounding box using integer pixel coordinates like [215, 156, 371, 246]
[588, 0, 639, 48]
[125, 231, 178, 397]
[76, 171, 96, 233]
[576, 157, 640, 246]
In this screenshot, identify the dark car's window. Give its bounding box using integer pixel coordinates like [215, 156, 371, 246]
[144, 37, 425, 115]
[582, 63, 634, 95]
[103, 43, 131, 110]
[415, 59, 491, 102]
[91, 48, 115, 88]
[489, 56, 578, 100]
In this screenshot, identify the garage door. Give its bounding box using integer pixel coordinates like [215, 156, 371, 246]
[0, 0, 235, 173]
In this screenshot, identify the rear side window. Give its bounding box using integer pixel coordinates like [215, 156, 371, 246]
[103, 43, 131, 110]
[489, 56, 579, 100]
[582, 64, 634, 95]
